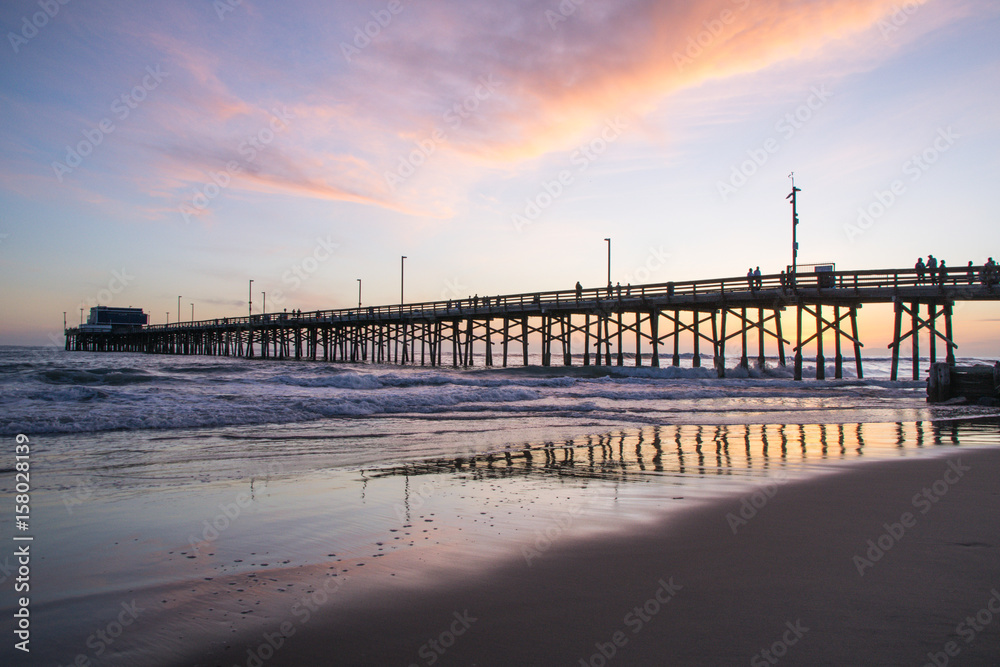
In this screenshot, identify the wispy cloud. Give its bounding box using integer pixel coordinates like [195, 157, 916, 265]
[0, 0, 966, 221]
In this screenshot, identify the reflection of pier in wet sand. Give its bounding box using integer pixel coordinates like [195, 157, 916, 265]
[365, 419, 989, 485]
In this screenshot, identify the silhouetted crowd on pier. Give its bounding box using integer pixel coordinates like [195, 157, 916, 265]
[915, 256, 997, 286]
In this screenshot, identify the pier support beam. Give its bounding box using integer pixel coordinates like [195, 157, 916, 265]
[715, 309, 727, 378]
[816, 305, 825, 380]
[888, 300, 957, 381]
[794, 304, 803, 381]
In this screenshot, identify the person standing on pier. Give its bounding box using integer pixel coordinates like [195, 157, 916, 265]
[938, 260, 948, 285]
[747, 268, 754, 290]
[967, 261, 976, 284]
[915, 257, 926, 284]
[927, 255, 938, 285]
[575, 282, 583, 301]
[753, 266, 762, 289]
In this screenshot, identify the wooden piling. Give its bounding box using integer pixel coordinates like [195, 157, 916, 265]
[815, 305, 824, 380]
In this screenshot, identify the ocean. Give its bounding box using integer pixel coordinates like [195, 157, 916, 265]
[1, 345, 999, 665]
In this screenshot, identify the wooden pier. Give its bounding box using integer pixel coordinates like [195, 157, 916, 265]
[64, 266, 999, 381]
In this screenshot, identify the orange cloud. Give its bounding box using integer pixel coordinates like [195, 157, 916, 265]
[441, 0, 929, 163]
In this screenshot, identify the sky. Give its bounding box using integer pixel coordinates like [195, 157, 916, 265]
[1, 0, 998, 354]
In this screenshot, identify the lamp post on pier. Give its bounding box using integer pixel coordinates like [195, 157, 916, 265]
[357, 279, 362, 308]
[248, 279, 254, 318]
[190, 303, 194, 321]
[400, 256, 407, 304]
[604, 238, 611, 286]
[262, 292, 266, 315]
[178, 296, 182, 323]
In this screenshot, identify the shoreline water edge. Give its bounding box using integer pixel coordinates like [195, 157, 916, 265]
[1, 346, 998, 665]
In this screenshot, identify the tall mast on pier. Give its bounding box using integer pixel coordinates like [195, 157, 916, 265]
[787, 172, 801, 276]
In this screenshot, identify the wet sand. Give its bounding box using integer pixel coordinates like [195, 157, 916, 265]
[191, 446, 1000, 666]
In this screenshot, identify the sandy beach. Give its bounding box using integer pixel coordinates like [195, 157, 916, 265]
[179, 445, 1000, 667]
